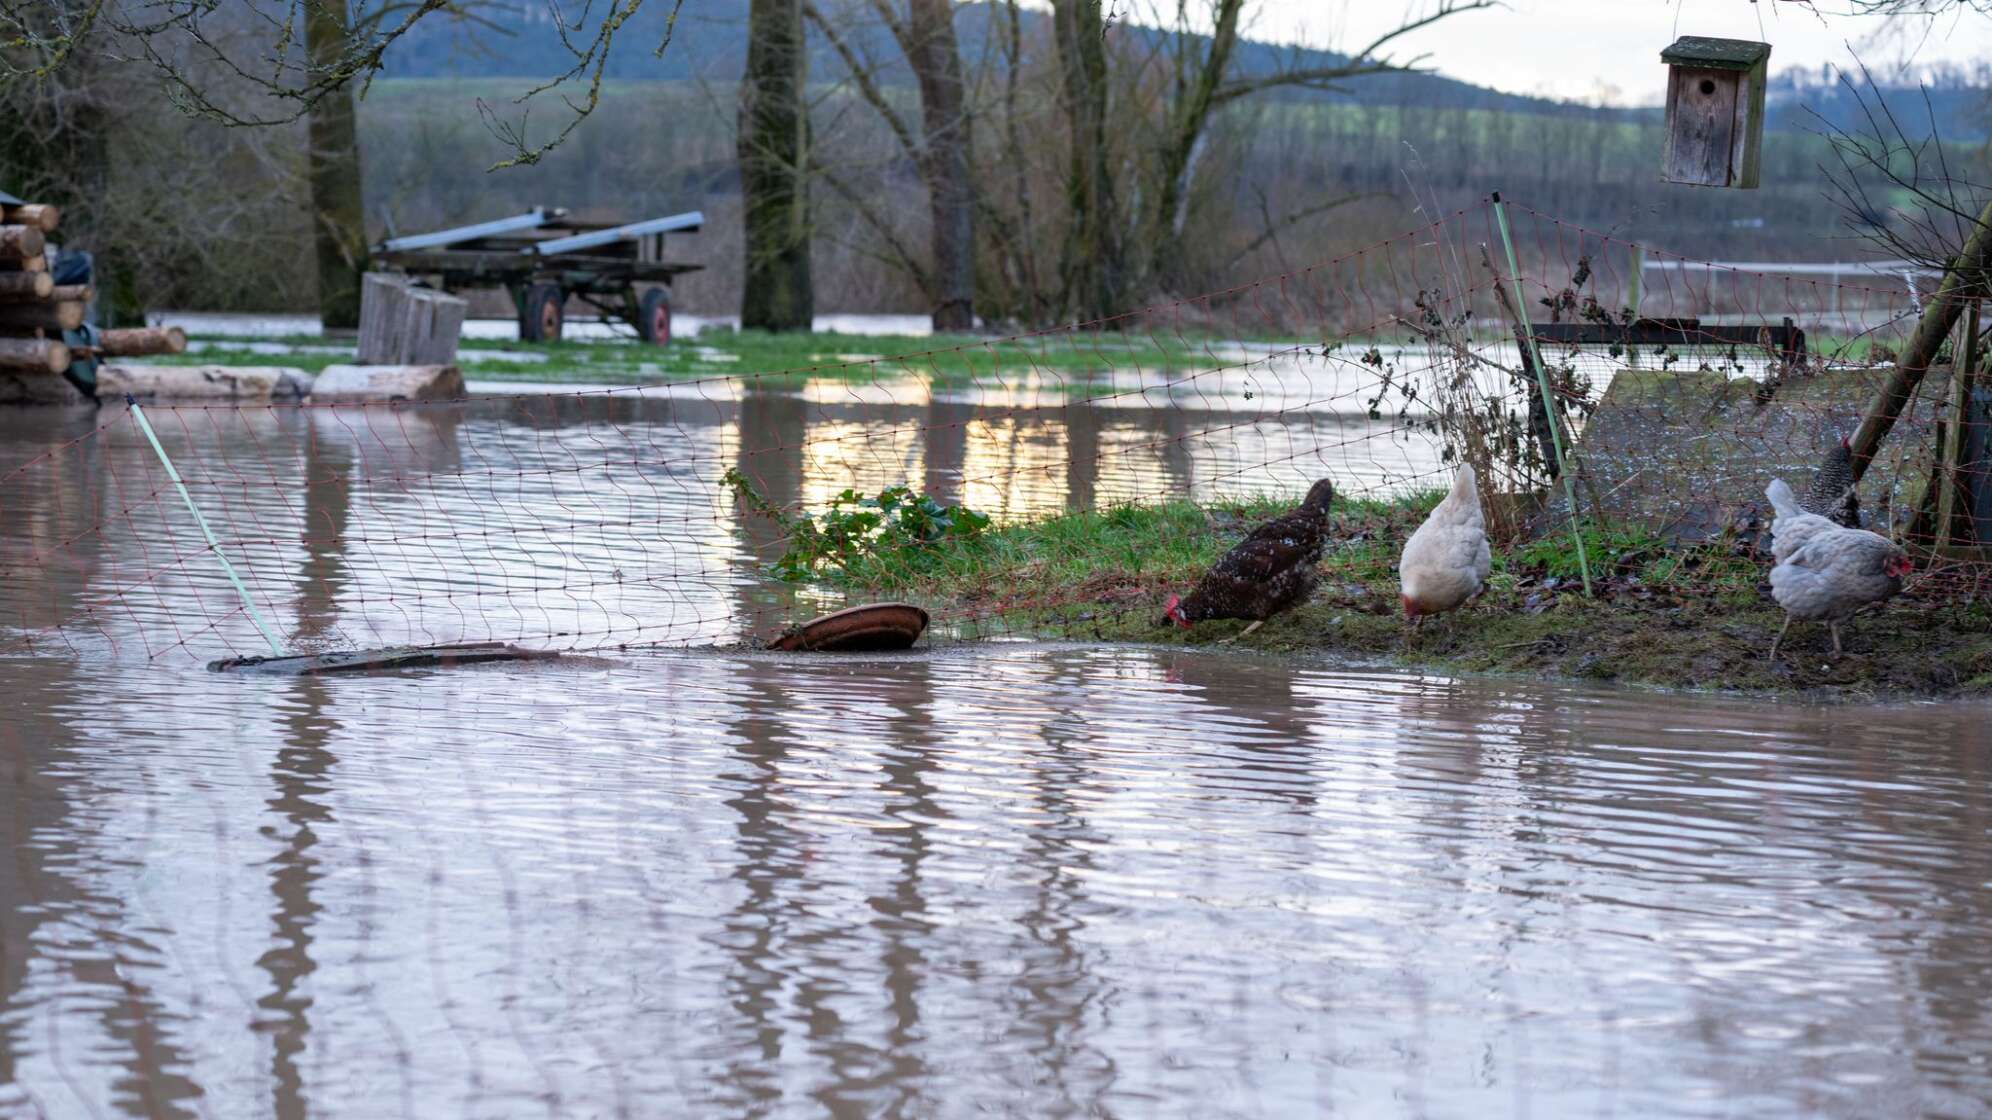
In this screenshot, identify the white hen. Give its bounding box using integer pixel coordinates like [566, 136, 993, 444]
[1400, 464, 1491, 627]
[1765, 478, 1911, 661]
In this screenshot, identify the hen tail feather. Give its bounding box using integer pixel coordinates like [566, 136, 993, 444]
[1765, 478, 1803, 520]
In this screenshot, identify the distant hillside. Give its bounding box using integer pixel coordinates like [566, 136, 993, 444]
[377, 2, 1618, 117]
[380, 2, 1987, 137]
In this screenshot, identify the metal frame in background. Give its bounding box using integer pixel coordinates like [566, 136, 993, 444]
[372, 208, 705, 344]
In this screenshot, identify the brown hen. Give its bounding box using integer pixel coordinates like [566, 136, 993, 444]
[1162, 478, 1336, 637]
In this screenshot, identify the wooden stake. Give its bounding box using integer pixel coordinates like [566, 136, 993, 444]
[1, 204, 59, 233]
[0, 336, 71, 372]
[0, 272, 53, 301]
[1942, 299, 1985, 547]
[0, 225, 45, 261]
[99, 326, 187, 357]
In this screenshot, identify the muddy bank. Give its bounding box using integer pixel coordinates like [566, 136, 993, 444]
[1011, 582, 1992, 702]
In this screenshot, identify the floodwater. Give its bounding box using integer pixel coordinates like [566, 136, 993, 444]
[5, 395, 1992, 1118]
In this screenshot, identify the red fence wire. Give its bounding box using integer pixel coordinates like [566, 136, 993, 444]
[0, 198, 1981, 664]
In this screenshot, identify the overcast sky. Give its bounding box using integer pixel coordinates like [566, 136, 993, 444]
[1252, 0, 1992, 104]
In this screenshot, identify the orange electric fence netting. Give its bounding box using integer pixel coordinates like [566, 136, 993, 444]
[0, 199, 1980, 664]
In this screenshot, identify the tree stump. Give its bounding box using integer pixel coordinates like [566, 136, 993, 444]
[357, 273, 466, 366]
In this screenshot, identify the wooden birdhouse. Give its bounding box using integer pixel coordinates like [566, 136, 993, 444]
[1660, 36, 1770, 189]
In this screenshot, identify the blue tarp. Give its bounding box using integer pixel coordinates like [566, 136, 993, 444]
[0, 188, 18, 205]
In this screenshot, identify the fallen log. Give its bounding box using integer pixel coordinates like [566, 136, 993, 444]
[13, 255, 45, 273]
[48, 284, 92, 303]
[98, 326, 187, 357]
[1, 204, 58, 233]
[0, 336, 71, 372]
[0, 300, 84, 332]
[0, 272, 53, 301]
[0, 225, 45, 262]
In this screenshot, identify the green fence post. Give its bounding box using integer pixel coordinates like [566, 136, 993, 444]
[126, 396, 286, 656]
[1490, 193, 1593, 597]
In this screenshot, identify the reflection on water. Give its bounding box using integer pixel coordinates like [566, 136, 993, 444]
[3, 374, 1990, 1118]
[0, 389, 1442, 660]
[2, 645, 1990, 1118]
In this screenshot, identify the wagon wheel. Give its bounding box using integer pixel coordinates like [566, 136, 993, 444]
[637, 288, 672, 346]
[520, 283, 564, 342]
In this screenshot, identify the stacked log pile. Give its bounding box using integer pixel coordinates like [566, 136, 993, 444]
[0, 200, 186, 379]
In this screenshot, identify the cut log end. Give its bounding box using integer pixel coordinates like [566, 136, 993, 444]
[0, 336, 71, 373]
[0, 225, 46, 261]
[99, 326, 187, 357]
[1, 204, 59, 234]
[0, 300, 85, 332]
[0, 272, 53, 300]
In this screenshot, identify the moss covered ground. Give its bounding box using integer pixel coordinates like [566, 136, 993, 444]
[788, 490, 1992, 702]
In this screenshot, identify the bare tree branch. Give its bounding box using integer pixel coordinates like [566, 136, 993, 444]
[803, 0, 923, 165]
[1211, 0, 1498, 106]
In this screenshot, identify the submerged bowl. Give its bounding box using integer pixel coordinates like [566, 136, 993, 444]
[768, 602, 930, 653]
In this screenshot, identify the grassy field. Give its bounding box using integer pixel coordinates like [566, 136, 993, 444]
[160, 328, 1240, 387]
[754, 487, 1992, 701]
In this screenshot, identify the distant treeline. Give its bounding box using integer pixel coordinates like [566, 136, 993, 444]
[355, 77, 1973, 317]
[2, 0, 1984, 321]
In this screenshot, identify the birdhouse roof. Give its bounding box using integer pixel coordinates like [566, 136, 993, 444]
[1661, 36, 1771, 70]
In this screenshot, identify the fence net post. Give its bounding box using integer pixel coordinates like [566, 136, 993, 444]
[1491, 192, 1594, 597]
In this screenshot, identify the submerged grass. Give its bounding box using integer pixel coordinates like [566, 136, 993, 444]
[164, 328, 1236, 388]
[775, 488, 1992, 701]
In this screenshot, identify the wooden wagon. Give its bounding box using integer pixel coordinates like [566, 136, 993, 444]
[371, 207, 703, 344]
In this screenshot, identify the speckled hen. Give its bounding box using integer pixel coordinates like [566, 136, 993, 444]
[1802, 435, 1861, 528]
[1765, 477, 1911, 661]
[1161, 478, 1335, 638]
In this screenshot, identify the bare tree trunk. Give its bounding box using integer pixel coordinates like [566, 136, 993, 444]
[1147, 0, 1243, 291]
[1052, 0, 1121, 323]
[904, 0, 975, 331]
[739, 0, 815, 333]
[303, 0, 368, 331]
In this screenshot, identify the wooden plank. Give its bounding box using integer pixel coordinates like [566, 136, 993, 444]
[1529, 319, 1804, 354]
[1736, 65, 1765, 189]
[209, 641, 559, 676]
[1663, 67, 1739, 187]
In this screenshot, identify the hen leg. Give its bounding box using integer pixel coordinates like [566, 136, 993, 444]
[1769, 615, 1792, 663]
[1219, 620, 1265, 645]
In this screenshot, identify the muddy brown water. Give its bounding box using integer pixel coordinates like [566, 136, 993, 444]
[4, 402, 1992, 1118]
